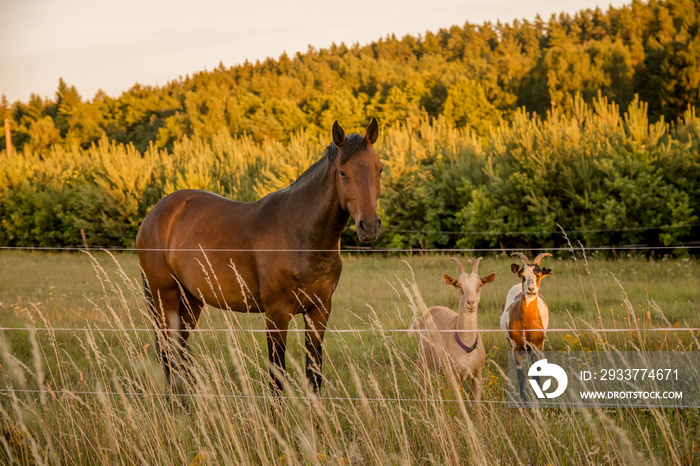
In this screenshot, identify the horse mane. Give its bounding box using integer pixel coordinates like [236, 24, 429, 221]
[287, 133, 370, 189]
[326, 133, 370, 164]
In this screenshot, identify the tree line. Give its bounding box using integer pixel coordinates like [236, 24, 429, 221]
[0, 94, 697, 250]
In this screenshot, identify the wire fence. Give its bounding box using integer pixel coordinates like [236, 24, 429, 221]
[8, 222, 698, 240]
[0, 244, 698, 253]
[0, 388, 502, 404]
[0, 222, 697, 252]
[1, 326, 699, 334]
[0, 226, 696, 406]
[381, 223, 700, 236]
[0, 387, 687, 408]
[1, 325, 698, 404]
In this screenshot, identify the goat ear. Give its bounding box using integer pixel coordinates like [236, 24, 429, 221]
[332, 121, 346, 147]
[541, 267, 552, 277]
[510, 263, 521, 274]
[442, 273, 457, 287]
[365, 118, 379, 145]
[481, 272, 496, 285]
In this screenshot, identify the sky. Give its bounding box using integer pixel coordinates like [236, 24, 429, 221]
[0, 0, 631, 104]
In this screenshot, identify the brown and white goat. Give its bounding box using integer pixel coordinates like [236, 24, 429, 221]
[500, 252, 552, 400]
[412, 257, 496, 401]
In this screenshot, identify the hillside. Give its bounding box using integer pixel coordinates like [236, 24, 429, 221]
[2, 0, 698, 153]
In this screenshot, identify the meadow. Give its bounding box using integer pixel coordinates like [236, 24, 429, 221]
[0, 250, 699, 465]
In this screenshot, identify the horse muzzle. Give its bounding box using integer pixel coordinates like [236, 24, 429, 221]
[356, 216, 382, 243]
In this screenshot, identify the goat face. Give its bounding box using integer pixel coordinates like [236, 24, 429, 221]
[511, 263, 552, 300]
[443, 271, 497, 312]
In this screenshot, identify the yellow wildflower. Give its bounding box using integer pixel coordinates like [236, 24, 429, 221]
[191, 451, 212, 466]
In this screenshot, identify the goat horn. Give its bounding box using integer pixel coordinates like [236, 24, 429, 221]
[510, 252, 529, 265]
[472, 257, 484, 274]
[533, 253, 552, 265]
[450, 257, 466, 275]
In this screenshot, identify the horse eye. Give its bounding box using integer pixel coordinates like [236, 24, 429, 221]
[339, 170, 347, 178]
[379, 168, 383, 175]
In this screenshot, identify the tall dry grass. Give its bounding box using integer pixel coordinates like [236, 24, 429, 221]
[0, 252, 699, 464]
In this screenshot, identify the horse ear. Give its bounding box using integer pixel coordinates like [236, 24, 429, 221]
[332, 121, 346, 147]
[365, 118, 379, 145]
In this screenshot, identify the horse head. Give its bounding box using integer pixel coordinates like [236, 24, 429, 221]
[332, 119, 383, 243]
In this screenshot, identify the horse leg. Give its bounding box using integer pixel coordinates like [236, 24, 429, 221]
[304, 306, 329, 395]
[266, 315, 290, 394]
[144, 276, 191, 393]
[143, 275, 172, 382]
[174, 288, 204, 387]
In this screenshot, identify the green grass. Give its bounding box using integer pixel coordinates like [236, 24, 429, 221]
[1, 251, 699, 465]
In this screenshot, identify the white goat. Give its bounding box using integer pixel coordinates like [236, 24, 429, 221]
[500, 252, 552, 400]
[412, 257, 496, 401]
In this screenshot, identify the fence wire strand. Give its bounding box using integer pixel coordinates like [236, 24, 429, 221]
[0, 326, 698, 334]
[0, 245, 698, 253]
[10, 222, 699, 240]
[1, 327, 697, 404]
[0, 388, 677, 408]
[0, 388, 508, 404]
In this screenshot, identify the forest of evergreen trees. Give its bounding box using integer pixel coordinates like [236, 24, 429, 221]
[0, 0, 698, 251]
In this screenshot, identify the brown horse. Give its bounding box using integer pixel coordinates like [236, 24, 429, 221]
[136, 119, 382, 394]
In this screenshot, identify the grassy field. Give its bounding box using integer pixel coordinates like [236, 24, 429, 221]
[1, 250, 699, 464]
